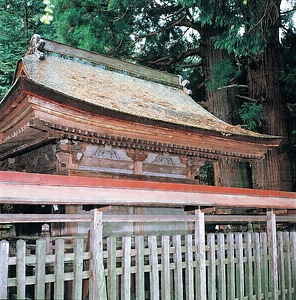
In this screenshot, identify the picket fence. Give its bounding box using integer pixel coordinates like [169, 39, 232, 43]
[0, 210, 295, 299]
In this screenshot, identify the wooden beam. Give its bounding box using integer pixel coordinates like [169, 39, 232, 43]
[0, 171, 296, 209]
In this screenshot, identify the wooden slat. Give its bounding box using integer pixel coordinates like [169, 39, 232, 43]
[195, 209, 206, 300]
[245, 232, 254, 298]
[217, 233, 226, 300]
[135, 235, 145, 300]
[161, 236, 171, 300]
[207, 234, 216, 300]
[185, 235, 194, 300]
[253, 233, 262, 298]
[0, 240, 9, 299]
[107, 237, 117, 300]
[16, 240, 26, 300]
[54, 239, 65, 300]
[35, 239, 46, 299]
[235, 233, 244, 299]
[261, 233, 269, 299]
[226, 233, 235, 300]
[267, 210, 278, 299]
[121, 236, 132, 300]
[291, 232, 296, 299]
[283, 232, 292, 299]
[278, 232, 286, 299]
[72, 238, 84, 300]
[148, 235, 159, 300]
[173, 235, 183, 299]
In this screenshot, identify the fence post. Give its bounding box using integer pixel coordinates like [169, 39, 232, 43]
[195, 209, 206, 300]
[0, 240, 9, 299]
[89, 209, 107, 300]
[266, 209, 278, 300]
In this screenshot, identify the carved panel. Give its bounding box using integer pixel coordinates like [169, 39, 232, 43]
[78, 145, 133, 174]
[143, 153, 187, 178]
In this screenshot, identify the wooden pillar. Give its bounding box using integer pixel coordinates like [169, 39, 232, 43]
[266, 209, 278, 299]
[194, 209, 206, 300]
[126, 149, 148, 175]
[89, 209, 107, 300]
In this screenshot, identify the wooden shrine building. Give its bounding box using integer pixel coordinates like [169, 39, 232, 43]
[0, 35, 294, 237]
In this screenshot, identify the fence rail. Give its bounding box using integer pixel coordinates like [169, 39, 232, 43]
[0, 209, 295, 299]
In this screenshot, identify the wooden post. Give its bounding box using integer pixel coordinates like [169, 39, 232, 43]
[195, 209, 206, 300]
[89, 209, 107, 300]
[0, 240, 9, 299]
[266, 209, 278, 299]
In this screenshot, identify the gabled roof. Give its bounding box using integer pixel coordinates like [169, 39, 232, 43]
[0, 36, 281, 161]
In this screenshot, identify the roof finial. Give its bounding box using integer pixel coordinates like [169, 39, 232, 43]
[27, 34, 45, 60]
[178, 76, 192, 95]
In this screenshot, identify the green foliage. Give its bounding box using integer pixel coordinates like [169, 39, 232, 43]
[206, 59, 241, 91]
[0, 0, 56, 98]
[53, 0, 137, 57]
[239, 102, 263, 131]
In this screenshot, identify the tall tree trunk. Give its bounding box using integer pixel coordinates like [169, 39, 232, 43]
[247, 0, 295, 191]
[200, 24, 252, 188]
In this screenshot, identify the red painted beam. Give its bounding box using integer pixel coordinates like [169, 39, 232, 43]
[1, 171, 295, 199]
[0, 171, 296, 209]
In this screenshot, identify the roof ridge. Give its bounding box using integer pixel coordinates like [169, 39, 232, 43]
[28, 34, 192, 90]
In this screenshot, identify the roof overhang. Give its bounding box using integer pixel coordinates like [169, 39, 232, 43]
[0, 76, 281, 161]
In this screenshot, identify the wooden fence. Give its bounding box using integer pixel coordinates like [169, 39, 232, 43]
[0, 210, 295, 299]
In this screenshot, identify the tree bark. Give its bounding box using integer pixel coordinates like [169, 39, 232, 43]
[247, 0, 295, 191]
[200, 24, 252, 188]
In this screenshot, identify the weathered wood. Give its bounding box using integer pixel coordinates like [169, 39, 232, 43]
[283, 232, 292, 299]
[217, 233, 226, 300]
[253, 233, 262, 299]
[0, 240, 9, 299]
[195, 209, 206, 300]
[1, 229, 296, 299]
[173, 235, 183, 299]
[54, 239, 65, 300]
[161, 235, 171, 300]
[35, 239, 46, 299]
[267, 210, 278, 299]
[72, 238, 84, 300]
[291, 232, 296, 300]
[148, 235, 159, 300]
[226, 233, 235, 300]
[261, 233, 269, 299]
[89, 210, 107, 300]
[106, 236, 117, 300]
[16, 240, 26, 299]
[245, 232, 254, 298]
[185, 235, 194, 300]
[121, 236, 132, 300]
[135, 235, 145, 300]
[207, 234, 216, 300]
[278, 232, 286, 299]
[235, 233, 245, 299]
